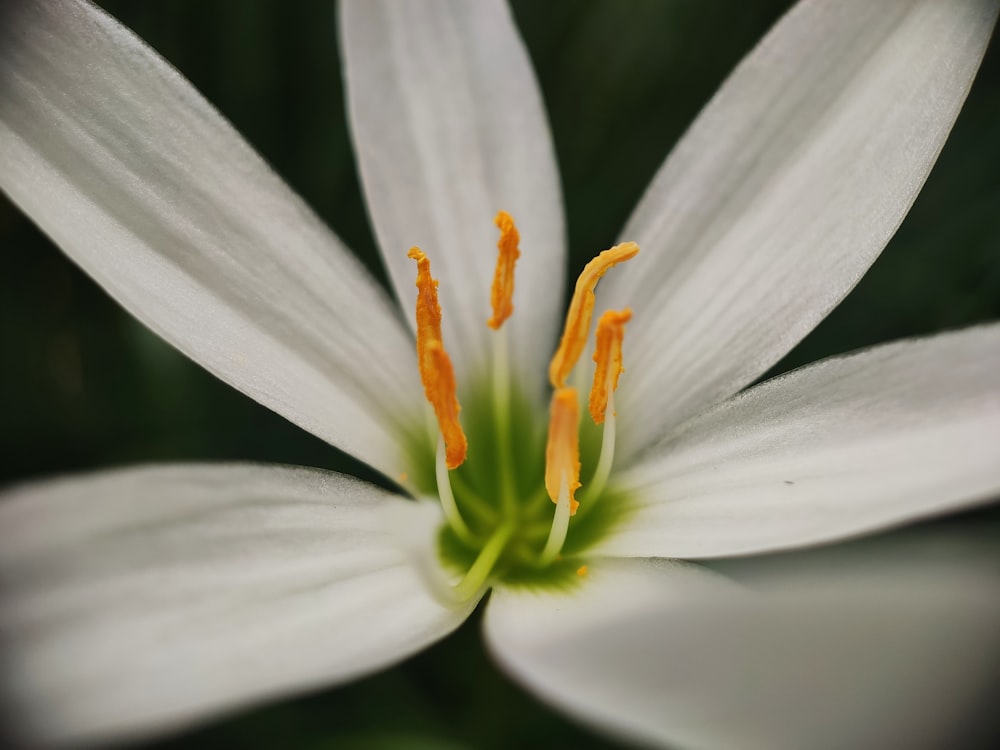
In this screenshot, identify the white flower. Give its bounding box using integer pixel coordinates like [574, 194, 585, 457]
[2, 0, 1000, 748]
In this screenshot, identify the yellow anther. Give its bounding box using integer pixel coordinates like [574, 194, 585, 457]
[488, 210, 520, 330]
[576, 565, 589, 577]
[544, 387, 581, 515]
[548, 242, 639, 388]
[409, 247, 468, 469]
[589, 308, 632, 424]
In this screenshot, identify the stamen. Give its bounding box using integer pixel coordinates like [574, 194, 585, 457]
[436, 435, 474, 544]
[588, 308, 632, 424]
[426, 341, 467, 469]
[544, 387, 581, 516]
[539, 475, 572, 564]
[583, 309, 631, 505]
[409, 248, 468, 469]
[488, 211, 519, 513]
[487, 210, 520, 330]
[408, 247, 443, 370]
[548, 242, 639, 388]
[585, 387, 617, 506]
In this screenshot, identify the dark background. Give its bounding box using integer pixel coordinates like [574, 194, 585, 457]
[2, 2, 998, 748]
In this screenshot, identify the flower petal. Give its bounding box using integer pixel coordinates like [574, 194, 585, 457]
[599, 0, 999, 453]
[340, 0, 566, 389]
[600, 324, 1000, 559]
[485, 553, 1000, 750]
[0, 0, 421, 475]
[0, 463, 471, 746]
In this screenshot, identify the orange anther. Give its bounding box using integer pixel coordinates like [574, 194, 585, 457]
[409, 247, 468, 469]
[576, 565, 589, 577]
[544, 387, 581, 515]
[588, 308, 632, 424]
[408, 247, 443, 372]
[548, 242, 639, 388]
[426, 341, 468, 469]
[488, 210, 520, 330]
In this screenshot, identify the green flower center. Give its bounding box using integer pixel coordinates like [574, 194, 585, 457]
[404, 376, 635, 594]
[401, 212, 639, 599]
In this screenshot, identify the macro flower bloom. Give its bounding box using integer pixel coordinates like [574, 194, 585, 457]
[2, 0, 1000, 747]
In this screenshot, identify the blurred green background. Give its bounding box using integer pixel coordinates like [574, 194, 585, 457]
[2, 1, 999, 748]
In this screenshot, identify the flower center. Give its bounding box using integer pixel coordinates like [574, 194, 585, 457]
[403, 212, 638, 597]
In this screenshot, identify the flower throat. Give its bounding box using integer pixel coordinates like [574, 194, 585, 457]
[404, 212, 638, 597]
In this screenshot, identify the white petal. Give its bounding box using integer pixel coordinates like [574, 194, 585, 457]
[485, 555, 1000, 750]
[0, 464, 471, 746]
[600, 324, 1000, 559]
[340, 0, 566, 389]
[599, 0, 999, 454]
[0, 0, 421, 475]
[708, 517, 1000, 587]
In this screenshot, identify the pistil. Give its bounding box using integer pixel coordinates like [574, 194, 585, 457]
[452, 522, 515, 601]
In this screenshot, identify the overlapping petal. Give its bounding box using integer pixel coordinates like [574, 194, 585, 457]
[341, 0, 565, 391]
[0, 0, 420, 476]
[599, 0, 1000, 455]
[486, 550, 1000, 750]
[0, 463, 471, 746]
[598, 324, 1000, 559]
